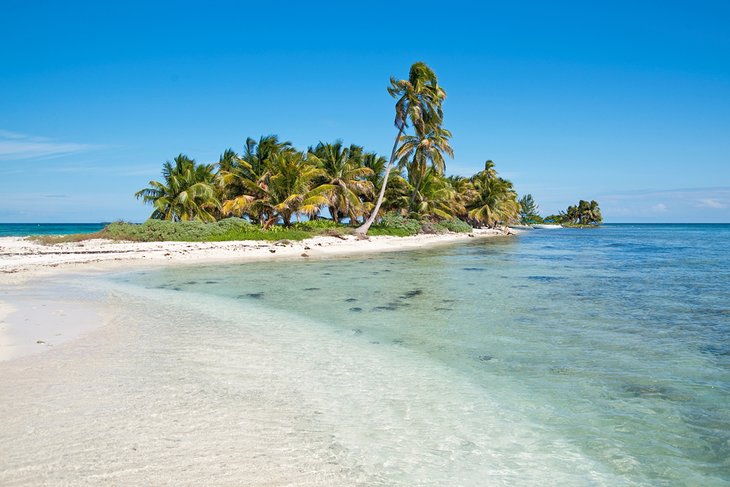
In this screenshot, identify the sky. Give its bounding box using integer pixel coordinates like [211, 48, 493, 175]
[1, 0, 728, 223]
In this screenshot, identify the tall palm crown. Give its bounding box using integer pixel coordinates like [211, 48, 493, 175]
[389, 62, 446, 133]
[135, 154, 220, 222]
[357, 62, 449, 235]
[309, 141, 373, 223]
[480, 160, 497, 181]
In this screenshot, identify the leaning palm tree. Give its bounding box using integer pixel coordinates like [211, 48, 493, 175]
[135, 154, 220, 222]
[356, 61, 447, 235]
[309, 141, 374, 224]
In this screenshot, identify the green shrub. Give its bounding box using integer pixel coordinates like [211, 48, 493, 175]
[103, 219, 313, 242]
[63, 214, 469, 243]
[367, 226, 414, 237]
[372, 213, 421, 236]
[215, 217, 257, 232]
[438, 218, 472, 233]
[209, 228, 312, 241]
[291, 219, 345, 232]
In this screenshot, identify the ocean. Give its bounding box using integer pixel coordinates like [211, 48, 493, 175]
[0, 222, 107, 236]
[1, 224, 728, 485]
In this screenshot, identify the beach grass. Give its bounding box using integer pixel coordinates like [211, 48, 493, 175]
[29, 231, 107, 245]
[28, 216, 473, 245]
[103, 219, 318, 242]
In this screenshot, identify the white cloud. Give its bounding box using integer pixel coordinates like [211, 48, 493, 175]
[0, 129, 97, 160]
[697, 198, 727, 209]
[650, 203, 668, 212]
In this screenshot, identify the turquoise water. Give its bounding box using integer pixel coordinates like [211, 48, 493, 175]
[0, 222, 106, 236]
[2, 224, 727, 485]
[99, 224, 728, 485]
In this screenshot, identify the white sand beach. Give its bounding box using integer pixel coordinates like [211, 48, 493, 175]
[0, 228, 510, 282]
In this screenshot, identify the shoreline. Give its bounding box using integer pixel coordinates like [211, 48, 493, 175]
[0, 227, 513, 284]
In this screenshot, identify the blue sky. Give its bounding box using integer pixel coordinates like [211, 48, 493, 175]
[1, 0, 728, 222]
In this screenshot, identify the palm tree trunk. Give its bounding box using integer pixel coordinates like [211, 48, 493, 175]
[355, 125, 404, 235]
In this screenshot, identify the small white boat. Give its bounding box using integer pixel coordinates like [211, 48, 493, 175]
[509, 224, 534, 230]
[532, 224, 563, 229]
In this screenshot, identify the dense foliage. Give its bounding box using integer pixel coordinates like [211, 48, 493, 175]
[135, 62, 592, 237]
[135, 144, 523, 232]
[544, 200, 603, 225]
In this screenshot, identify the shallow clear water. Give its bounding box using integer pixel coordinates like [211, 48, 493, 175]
[2, 224, 728, 485]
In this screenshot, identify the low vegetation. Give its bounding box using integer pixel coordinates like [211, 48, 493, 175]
[29, 231, 107, 245]
[30, 213, 473, 244]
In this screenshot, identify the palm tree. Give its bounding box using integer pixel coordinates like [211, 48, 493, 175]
[398, 126, 454, 210]
[356, 61, 447, 235]
[135, 154, 220, 222]
[446, 175, 476, 221]
[217, 148, 238, 173]
[562, 200, 602, 225]
[482, 160, 497, 180]
[214, 149, 241, 217]
[308, 141, 374, 224]
[219, 135, 294, 224]
[381, 171, 413, 216]
[411, 169, 456, 220]
[267, 151, 325, 226]
[221, 151, 325, 227]
[589, 200, 603, 223]
[361, 151, 388, 192]
[467, 162, 520, 227]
